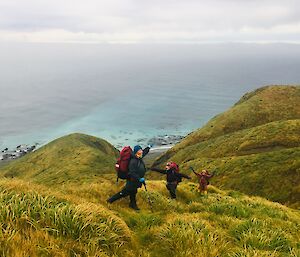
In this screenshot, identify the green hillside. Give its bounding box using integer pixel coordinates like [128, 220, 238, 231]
[0, 128, 299, 256]
[0, 178, 299, 257]
[154, 86, 300, 208]
[0, 133, 119, 185]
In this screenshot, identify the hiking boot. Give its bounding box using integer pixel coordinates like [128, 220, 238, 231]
[129, 203, 140, 211]
[129, 193, 139, 210]
[106, 198, 113, 204]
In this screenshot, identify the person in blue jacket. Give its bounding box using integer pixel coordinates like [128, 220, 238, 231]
[107, 145, 150, 210]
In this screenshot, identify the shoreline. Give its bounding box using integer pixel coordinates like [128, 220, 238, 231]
[0, 133, 181, 163]
[0, 144, 37, 161]
[144, 146, 170, 167]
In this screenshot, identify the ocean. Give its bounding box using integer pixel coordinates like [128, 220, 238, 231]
[1, 43, 300, 149]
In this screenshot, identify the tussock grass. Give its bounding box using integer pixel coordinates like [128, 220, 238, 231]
[0, 188, 132, 256]
[102, 180, 300, 256]
[0, 178, 299, 256]
[156, 217, 230, 257]
[230, 218, 291, 252]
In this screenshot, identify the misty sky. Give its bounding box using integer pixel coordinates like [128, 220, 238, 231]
[0, 0, 299, 43]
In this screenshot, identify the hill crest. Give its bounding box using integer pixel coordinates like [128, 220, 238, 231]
[0, 133, 119, 185]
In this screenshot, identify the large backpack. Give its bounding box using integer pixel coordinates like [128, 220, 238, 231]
[115, 146, 132, 180]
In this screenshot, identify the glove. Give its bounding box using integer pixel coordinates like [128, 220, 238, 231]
[139, 178, 145, 183]
[148, 144, 153, 148]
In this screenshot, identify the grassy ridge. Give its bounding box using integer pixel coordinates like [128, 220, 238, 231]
[154, 86, 300, 207]
[0, 133, 119, 185]
[0, 131, 299, 256]
[165, 120, 300, 161]
[0, 178, 299, 256]
[171, 85, 300, 152]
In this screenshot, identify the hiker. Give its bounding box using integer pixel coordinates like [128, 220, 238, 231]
[151, 162, 191, 199]
[192, 169, 214, 195]
[107, 145, 150, 210]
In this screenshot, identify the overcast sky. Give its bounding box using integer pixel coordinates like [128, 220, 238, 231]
[0, 0, 299, 43]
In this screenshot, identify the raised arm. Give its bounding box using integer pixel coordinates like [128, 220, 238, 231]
[150, 167, 167, 174]
[192, 170, 200, 177]
[142, 146, 150, 157]
[189, 167, 200, 177]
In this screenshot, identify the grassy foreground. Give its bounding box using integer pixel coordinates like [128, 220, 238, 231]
[0, 177, 299, 257]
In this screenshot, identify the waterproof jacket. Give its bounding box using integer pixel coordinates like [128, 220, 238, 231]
[125, 147, 150, 191]
[193, 171, 214, 187]
[151, 167, 191, 183]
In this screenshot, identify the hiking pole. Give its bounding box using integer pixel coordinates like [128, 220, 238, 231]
[189, 166, 195, 172]
[189, 166, 199, 192]
[143, 182, 154, 213]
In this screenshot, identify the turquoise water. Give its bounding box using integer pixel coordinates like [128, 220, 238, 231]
[1, 43, 300, 149]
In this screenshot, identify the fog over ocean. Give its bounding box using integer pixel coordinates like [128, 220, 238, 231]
[1, 43, 300, 149]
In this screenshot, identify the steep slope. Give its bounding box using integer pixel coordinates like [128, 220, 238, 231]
[0, 133, 119, 185]
[0, 178, 299, 257]
[154, 85, 300, 207]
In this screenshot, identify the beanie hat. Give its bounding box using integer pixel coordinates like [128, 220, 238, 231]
[167, 161, 179, 172]
[133, 145, 142, 154]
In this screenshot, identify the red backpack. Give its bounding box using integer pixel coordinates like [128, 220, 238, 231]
[115, 146, 132, 180]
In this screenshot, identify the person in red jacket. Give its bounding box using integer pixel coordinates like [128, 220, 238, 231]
[151, 161, 191, 199]
[191, 168, 214, 195]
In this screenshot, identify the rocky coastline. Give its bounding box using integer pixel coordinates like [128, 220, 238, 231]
[0, 134, 184, 163]
[115, 134, 185, 150]
[0, 144, 38, 161]
[147, 134, 184, 147]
